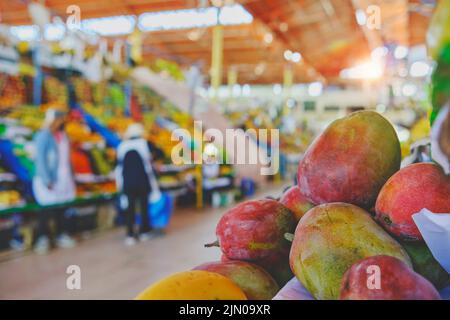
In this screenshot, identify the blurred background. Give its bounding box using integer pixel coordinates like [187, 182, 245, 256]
[0, 0, 447, 299]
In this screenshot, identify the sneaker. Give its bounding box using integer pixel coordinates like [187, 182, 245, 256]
[124, 236, 137, 246]
[56, 234, 76, 249]
[10, 238, 25, 251]
[152, 228, 166, 237]
[139, 229, 164, 242]
[34, 236, 50, 255]
[139, 231, 156, 242]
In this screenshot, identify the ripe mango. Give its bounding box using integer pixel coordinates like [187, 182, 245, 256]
[279, 185, 315, 221]
[297, 111, 401, 209]
[212, 199, 296, 261]
[135, 270, 247, 300]
[220, 252, 293, 287]
[401, 241, 450, 290]
[194, 261, 279, 300]
[340, 255, 441, 300]
[290, 203, 411, 300]
[375, 163, 450, 240]
[208, 199, 296, 287]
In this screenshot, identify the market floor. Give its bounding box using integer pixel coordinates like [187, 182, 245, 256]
[0, 183, 288, 300]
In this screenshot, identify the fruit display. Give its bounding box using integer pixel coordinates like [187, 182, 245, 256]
[145, 123, 176, 158]
[0, 161, 27, 209]
[0, 54, 206, 211]
[70, 144, 114, 177]
[43, 75, 68, 107]
[142, 109, 449, 301]
[0, 74, 26, 109]
[149, 58, 185, 82]
[1, 0, 449, 303]
[0, 190, 23, 208]
[72, 77, 94, 105]
[107, 83, 126, 110]
[0, 102, 117, 209]
[79, 82, 204, 194]
[65, 111, 117, 196]
[279, 131, 312, 155]
[65, 119, 104, 145]
[410, 117, 431, 143]
[6, 105, 45, 131]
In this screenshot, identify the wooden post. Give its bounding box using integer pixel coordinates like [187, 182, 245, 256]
[194, 121, 204, 209]
[283, 65, 293, 99]
[227, 68, 237, 95]
[32, 42, 43, 106]
[211, 24, 224, 99]
[196, 164, 203, 209]
[196, 21, 225, 209]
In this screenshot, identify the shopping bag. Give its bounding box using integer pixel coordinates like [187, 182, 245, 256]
[149, 192, 173, 229]
[147, 168, 173, 229]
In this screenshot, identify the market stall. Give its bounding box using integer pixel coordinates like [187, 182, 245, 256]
[0, 0, 448, 304]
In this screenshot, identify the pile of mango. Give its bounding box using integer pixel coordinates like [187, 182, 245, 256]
[4, 106, 43, 131]
[106, 116, 135, 138]
[137, 111, 450, 300]
[6, 104, 70, 132]
[72, 77, 94, 105]
[149, 58, 185, 82]
[75, 181, 116, 197]
[82, 103, 115, 124]
[65, 122, 103, 144]
[280, 130, 313, 155]
[43, 76, 68, 106]
[400, 117, 432, 158]
[0, 75, 26, 109]
[0, 190, 23, 208]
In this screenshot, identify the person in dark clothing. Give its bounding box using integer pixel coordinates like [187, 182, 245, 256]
[122, 150, 151, 238]
[116, 124, 156, 245]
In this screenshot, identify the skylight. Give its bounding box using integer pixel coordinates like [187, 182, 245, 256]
[10, 25, 39, 41]
[82, 15, 136, 36]
[44, 23, 66, 41]
[219, 5, 253, 25]
[139, 5, 253, 31]
[9, 4, 253, 41]
[139, 8, 217, 31]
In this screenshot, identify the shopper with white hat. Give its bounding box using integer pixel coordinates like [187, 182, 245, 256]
[115, 123, 158, 245]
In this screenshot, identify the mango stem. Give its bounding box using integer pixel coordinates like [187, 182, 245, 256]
[204, 240, 220, 248]
[284, 233, 294, 242]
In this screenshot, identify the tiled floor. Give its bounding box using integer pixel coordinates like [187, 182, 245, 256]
[0, 184, 287, 300]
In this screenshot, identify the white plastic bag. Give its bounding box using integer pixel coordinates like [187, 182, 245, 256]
[413, 208, 450, 273]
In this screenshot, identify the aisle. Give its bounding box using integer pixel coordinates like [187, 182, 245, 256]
[0, 184, 287, 299]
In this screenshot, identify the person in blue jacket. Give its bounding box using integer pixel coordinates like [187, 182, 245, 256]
[33, 109, 76, 254]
